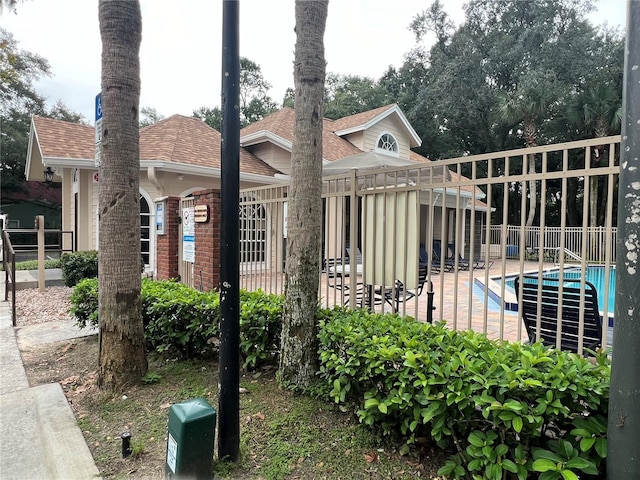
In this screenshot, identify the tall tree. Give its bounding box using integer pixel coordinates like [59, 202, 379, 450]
[323, 73, 390, 120]
[239, 57, 277, 126]
[494, 73, 564, 226]
[193, 105, 222, 131]
[97, 0, 147, 391]
[0, 28, 83, 198]
[193, 57, 277, 130]
[279, 0, 328, 389]
[139, 106, 164, 127]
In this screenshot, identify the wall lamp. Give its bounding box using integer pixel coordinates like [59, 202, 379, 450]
[44, 166, 55, 183]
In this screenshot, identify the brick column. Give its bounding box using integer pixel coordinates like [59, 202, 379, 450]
[156, 196, 181, 280]
[193, 189, 221, 291]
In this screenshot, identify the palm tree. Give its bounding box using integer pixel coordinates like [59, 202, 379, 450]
[97, 0, 147, 390]
[495, 77, 561, 226]
[279, 0, 328, 388]
[567, 84, 621, 227]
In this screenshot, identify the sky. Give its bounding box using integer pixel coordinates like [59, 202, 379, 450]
[3, 0, 627, 124]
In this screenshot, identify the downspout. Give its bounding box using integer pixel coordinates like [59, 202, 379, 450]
[147, 166, 164, 196]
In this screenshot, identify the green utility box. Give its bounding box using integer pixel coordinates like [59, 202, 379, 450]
[165, 398, 217, 479]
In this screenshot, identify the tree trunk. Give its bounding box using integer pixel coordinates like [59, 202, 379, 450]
[526, 155, 537, 227]
[279, 0, 328, 388]
[97, 0, 147, 391]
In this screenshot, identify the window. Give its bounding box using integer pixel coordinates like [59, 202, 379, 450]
[140, 194, 151, 265]
[376, 133, 399, 155]
[240, 199, 267, 263]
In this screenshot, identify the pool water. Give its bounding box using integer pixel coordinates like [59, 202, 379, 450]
[502, 266, 616, 314]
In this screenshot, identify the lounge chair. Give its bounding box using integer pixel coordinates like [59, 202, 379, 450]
[433, 240, 466, 271]
[514, 274, 602, 354]
[448, 242, 494, 270]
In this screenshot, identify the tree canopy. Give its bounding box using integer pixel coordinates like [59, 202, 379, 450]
[0, 28, 83, 196]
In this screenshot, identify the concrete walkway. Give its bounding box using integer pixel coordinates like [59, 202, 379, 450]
[0, 270, 99, 479]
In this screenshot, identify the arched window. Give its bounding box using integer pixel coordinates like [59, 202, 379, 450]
[376, 132, 399, 156]
[140, 193, 151, 266]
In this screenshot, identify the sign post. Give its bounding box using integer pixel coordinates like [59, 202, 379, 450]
[95, 93, 103, 168]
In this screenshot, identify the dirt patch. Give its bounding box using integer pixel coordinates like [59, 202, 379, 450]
[20, 334, 447, 479]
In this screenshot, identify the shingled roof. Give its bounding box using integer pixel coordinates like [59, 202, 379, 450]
[31, 115, 280, 178]
[140, 115, 279, 177]
[33, 116, 94, 159]
[240, 108, 362, 161]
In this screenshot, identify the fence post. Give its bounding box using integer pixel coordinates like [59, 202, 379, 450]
[36, 215, 45, 292]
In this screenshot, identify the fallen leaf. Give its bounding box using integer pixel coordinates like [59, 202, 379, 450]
[364, 452, 378, 463]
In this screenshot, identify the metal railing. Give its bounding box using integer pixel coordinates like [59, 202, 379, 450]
[236, 135, 620, 355]
[3, 228, 74, 261]
[2, 231, 17, 326]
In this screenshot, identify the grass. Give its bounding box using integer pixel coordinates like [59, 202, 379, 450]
[22, 335, 446, 479]
[0, 258, 61, 270]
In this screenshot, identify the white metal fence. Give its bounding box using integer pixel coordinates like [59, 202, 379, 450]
[239, 135, 621, 355]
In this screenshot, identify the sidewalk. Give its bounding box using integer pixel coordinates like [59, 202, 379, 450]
[0, 270, 99, 479]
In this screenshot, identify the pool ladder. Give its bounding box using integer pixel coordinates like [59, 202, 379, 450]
[552, 247, 583, 264]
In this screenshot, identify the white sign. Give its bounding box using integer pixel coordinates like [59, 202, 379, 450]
[182, 207, 195, 263]
[166, 433, 177, 473]
[155, 201, 166, 235]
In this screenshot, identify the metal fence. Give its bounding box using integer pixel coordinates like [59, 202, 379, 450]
[239, 135, 621, 355]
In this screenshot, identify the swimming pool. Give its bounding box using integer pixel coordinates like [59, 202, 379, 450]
[500, 266, 616, 315]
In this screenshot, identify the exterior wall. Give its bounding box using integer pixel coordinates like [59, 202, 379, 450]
[363, 116, 411, 159]
[156, 196, 181, 280]
[248, 143, 292, 175]
[192, 189, 221, 292]
[342, 132, 364, 150]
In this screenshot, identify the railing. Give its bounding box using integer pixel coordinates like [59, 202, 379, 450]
[484, 225, 617, 262]
[2, 231, 17, 326]
[237, 135, 621, 356]
[3, 228, 74, 261]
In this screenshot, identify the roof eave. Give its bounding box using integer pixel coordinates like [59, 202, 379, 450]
[334, 105, 422, 148]
[240, 130, 293, 151]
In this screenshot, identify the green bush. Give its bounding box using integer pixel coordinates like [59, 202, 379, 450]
[69, 278, 284, 368]
[142, 279, 220, 358]
[239, 290, 284, 369]
[317, 310, 610, 479]
[60, 251, 98, 286]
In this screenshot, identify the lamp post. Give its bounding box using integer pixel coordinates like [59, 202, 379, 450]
[43, 166, 54, 183]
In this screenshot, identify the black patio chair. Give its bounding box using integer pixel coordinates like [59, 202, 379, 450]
[433, 240, 466, 271]
[515, 274, 602, 354]
[379, 265, 430, 312]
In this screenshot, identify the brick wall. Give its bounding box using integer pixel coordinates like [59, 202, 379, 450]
[193, 189, 221, 292]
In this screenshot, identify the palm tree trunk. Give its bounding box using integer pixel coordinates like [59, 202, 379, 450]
[97, 0, 147, 391]
[279, 0, 328, 388]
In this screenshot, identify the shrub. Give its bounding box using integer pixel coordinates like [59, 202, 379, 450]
[239, 290, 284, 369]
[69, 278, 284, 368]
[317, 310, 610, 479]
[60, 250, 98, 286]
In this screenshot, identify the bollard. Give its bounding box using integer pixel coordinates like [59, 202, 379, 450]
[121, 432, 132, 458]
[165, 398, 216, 479]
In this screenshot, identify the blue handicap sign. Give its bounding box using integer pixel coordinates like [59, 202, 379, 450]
[95, 93, 103, 121]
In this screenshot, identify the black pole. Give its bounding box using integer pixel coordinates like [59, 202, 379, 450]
[218, 0, 240, 462]
[607, 2, 640, 477]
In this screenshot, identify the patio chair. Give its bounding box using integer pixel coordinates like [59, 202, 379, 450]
[515, 274, 602, 354]
[379, 265, 430, 312]
[432, 240, 465, 271]
[345, 245, 363, 266]
[448, 242, 494, 270]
